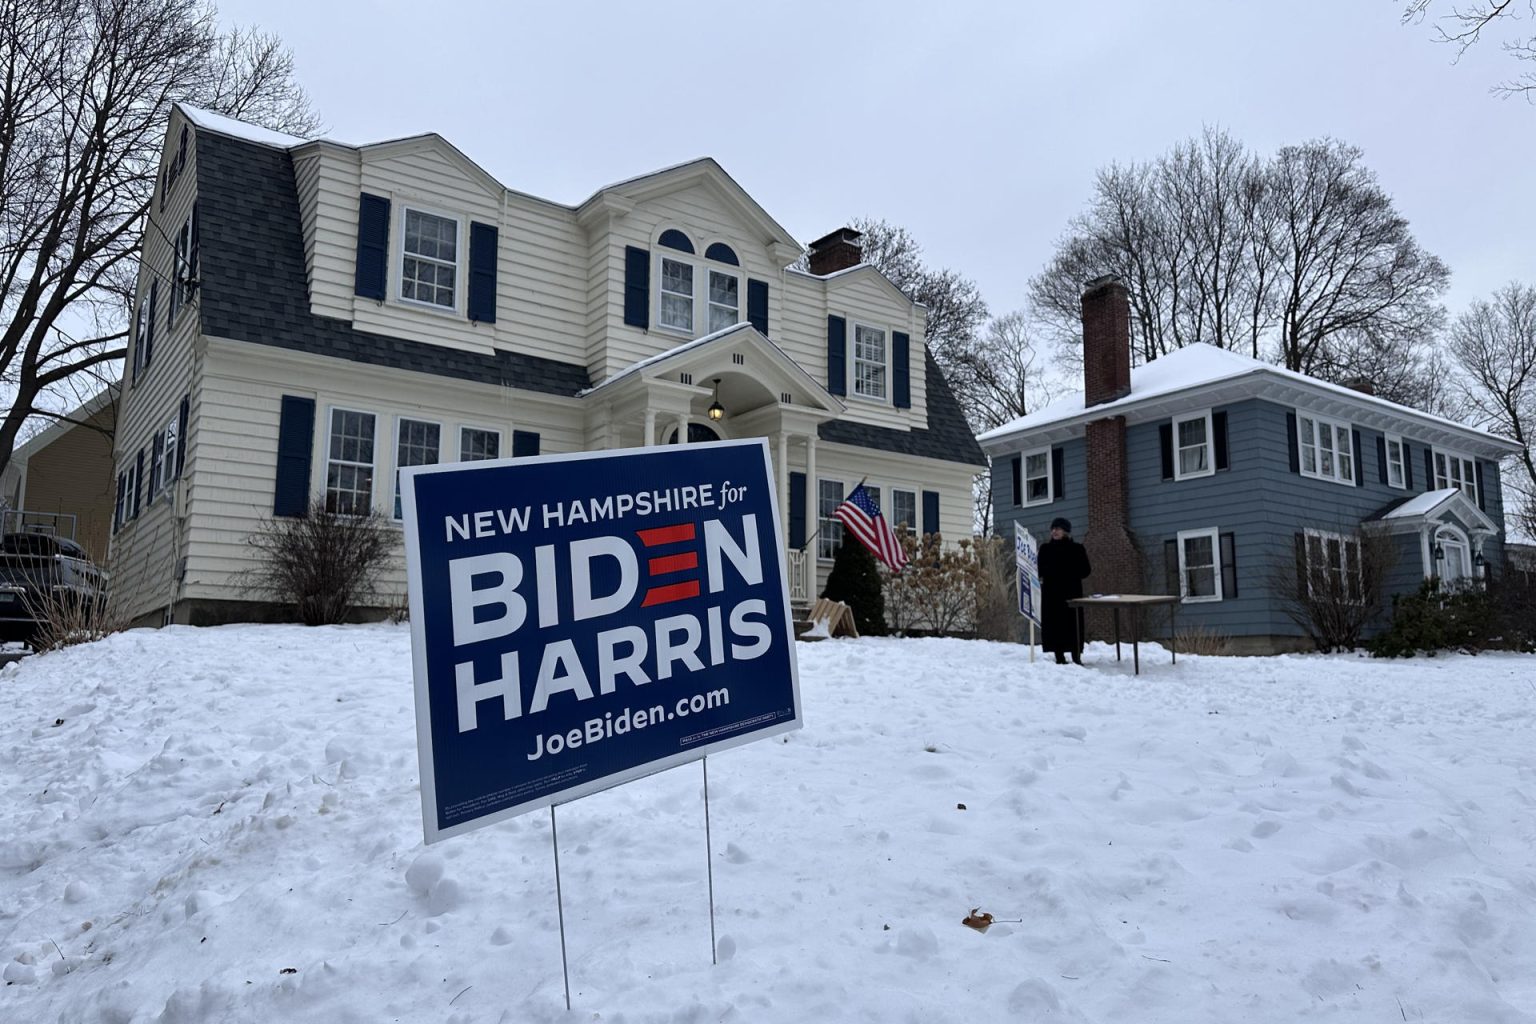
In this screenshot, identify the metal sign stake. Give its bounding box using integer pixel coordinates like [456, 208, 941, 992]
[703, 756, 718, 965]
[551, 804, 572, 1011]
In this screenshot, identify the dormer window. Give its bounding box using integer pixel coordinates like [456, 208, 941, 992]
[853, 323, 887, 400]
[400, 208, 459, 310]
[653, 229, 744, 336]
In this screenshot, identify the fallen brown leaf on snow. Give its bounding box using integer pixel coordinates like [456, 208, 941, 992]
[962, 908, 994, 932]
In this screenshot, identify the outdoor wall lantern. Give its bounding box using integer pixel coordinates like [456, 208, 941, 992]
[1433, 542, 1445, 562]
[707, 378, 726, 422]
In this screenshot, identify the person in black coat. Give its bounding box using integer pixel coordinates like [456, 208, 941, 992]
[1037, 517, 1091, 665]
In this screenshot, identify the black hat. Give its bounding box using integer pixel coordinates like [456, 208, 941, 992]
[1050, 517, 1072, 533]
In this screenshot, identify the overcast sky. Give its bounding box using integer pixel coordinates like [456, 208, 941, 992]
[218, 0, 1534, 322]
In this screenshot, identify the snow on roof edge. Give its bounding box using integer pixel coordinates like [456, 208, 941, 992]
[176, 104, 323, 149]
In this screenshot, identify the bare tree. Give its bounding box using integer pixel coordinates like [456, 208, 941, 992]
[0, 0, 319, 484]
[1029, 130, 1450, 406]
[1446, 282, 1536, 536]
[1401, 0, 1536, 99]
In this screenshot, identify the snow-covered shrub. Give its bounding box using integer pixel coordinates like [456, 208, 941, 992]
[243, 499, 395, 626]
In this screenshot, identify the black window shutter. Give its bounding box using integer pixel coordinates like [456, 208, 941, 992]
[922, 490, 939, 537]
[145, 281, 158, 371]
[1424, 448, 1435, 490]
[467, 221, 498, 323]
[747, 279, 769, 335]
[113, 473, 124, 533]
[1352, 430, 1364, 487]
[354, 193, 391, 300]
[190, 201, 199, 274]
[133, 449, 144, 518]
[788, 472, 807, 548]
[513, 430, 540, 457]
[1404, 443, 1414, 489]
[1286, 412, 1299, 473]
[1293, 533, 1308, 598]
[1220, 532, 1238, 598]
[274, 396, 315, 517]
[1376, 435, 1388, 485]
[1475, 461, 1487, 510]
[1052, 446, 1066, 499]
[623, 246, 650, 328]
[827, 316, 847, 396]
[1159, 423, 1174, 480]
[1213, 411, 1229, 471]
[175, 395, 190, 477]
[1164, 539, 1179, 595]
[892, 331, 911, 408]
[1011, 455, 1022, 506]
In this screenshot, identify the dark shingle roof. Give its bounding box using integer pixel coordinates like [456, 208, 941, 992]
[818, 349, 986, 467]
[194, 131, 591, 396]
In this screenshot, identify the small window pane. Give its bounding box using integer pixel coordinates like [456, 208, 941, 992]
[461, 428, 499, 461]
[400, 210, 458, 309]
[660, 258, 694, 331]
[818, 479, 844, 559]
[893, 490, 916, 531]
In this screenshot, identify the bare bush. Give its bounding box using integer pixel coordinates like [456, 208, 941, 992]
[972, 536, 1019, 642]
[243, 499, 395, 625]
[1175, 624, 1232, 656]
[883, 533, 989, 637]
[21, 581, 129, 652]
[1271, 526, 1396, 652]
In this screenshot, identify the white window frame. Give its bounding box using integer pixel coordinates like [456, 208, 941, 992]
[170, 214, 193, 324]
[1176, 526, 1223, 603]
[1297, 412, 1355, 485]
[706, 268, 740, 335]
[1432, 448, 1478, 504]
[891, 487, 918, 534]
[148, 430, 165, 502]
[123, 459, 139, 522]
[133, 288, 150, 378]
[458, 424, 502, 462]
[394, 416, 442, 520]
[657, 255, 695, 333]
[1384, 433, 1406, 490]
[1020, 446, 1052, 506]
[817, 478, 845, 561]
[852, 321, 888, 401]
[397, 204, 463, 314]
[1431, 524, 1474, 583]
[325, 407, 378, 516]
[1304, 528, 1365, 604]
[1173, 410, 1215, 481]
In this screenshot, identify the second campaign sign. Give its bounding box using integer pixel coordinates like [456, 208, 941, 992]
[401, 439, 803, 843]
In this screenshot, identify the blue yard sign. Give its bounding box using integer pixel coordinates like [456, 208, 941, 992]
[400, 440, 802, 843]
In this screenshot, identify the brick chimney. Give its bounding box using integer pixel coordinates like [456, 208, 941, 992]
[807, 228, 863, 276]
[1344, 377, 1376, 396]
[1082, 275, 1132, 406]
[1078, 276, 1142, 626]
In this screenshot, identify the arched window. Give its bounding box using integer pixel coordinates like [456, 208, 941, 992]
[705, 242, 739, 266]
[658, 229, 695, 254]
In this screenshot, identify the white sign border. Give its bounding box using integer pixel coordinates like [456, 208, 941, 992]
[400, 437, 804, 844]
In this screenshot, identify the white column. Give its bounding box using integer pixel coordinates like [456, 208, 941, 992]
[675, 414, 690, 446]
[643, 409, 656, 447]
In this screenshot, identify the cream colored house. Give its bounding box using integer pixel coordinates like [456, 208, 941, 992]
[109, 105, 983, 626]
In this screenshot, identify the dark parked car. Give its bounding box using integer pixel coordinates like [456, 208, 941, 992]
[0, 533, 109, 649]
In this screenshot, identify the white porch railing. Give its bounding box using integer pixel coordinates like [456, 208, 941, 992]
[787, 548, 810, 606]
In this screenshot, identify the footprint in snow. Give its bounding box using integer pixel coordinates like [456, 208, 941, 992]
[1058, 726, 1087, 741]
[1251, 821, 1282, 839]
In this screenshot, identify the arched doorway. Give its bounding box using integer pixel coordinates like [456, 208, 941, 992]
[1434, 525, 1472, 583]
[665, 422, 722, 445]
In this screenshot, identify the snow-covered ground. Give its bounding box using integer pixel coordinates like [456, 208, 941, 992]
[3, 625, 1534, 1023]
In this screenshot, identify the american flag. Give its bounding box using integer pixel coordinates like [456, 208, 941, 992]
[833, 484, 909, 572]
